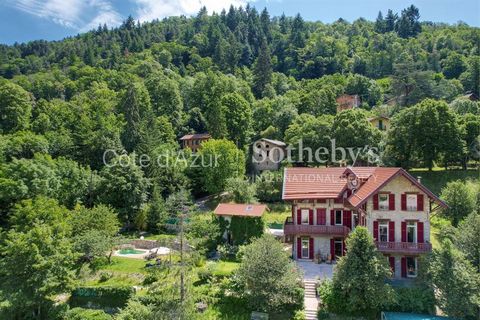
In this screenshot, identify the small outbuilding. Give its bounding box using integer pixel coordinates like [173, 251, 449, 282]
[214, 203, 268, 245]
[179, 133, 210, 152]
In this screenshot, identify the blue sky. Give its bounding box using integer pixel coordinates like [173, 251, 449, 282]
[1, 0, 478, 45]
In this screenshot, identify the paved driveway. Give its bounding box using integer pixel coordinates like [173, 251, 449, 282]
[296, 261, 335, 280]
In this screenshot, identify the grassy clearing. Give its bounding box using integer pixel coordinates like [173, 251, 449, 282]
[97, 257, 148, 274]
[143, 233, 176, 241]
[408, 168, 479, 195]
[264, 202, 290, 229]
[212, 261, 239, 276]
[84, 273, 143, 287]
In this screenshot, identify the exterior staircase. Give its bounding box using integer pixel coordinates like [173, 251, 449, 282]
[303, 279, 318, 320]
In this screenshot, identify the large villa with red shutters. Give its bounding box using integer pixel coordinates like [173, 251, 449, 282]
[282, 166, 447, 279]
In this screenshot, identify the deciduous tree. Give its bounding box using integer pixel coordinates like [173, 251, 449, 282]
[233, 234, 303, 313]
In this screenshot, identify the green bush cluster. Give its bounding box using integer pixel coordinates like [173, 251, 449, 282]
[384, 287, 436, 314]
[63, 307, 112, 320]
[70, 286, 134, 309]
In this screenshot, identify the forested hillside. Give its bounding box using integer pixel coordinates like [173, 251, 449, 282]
[0, 4, 479, 319]
[1, 4, 479, 222]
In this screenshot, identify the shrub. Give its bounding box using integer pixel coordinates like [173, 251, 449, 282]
[69, 286, 134, 309]
[143, 268, 164, 285]
[218, 243, 239, 259]
[64, 307, 112, 320]
[197, 263, 215, 282]
[384, 287, 436, 314]
[98, 271, 113, 283]
[293, 310, 306, 320]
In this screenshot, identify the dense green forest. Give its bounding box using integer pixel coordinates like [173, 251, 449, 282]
[0, 5, 479, 319]
[1, 4, 479, 220]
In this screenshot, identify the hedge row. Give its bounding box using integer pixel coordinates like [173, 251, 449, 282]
[69, 286, 134, 309]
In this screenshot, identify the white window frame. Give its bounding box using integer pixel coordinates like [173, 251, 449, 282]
[301, 209, 309, 225]
[379, 193, 389, 210]
[379, 222, 389, 242]
[406, 194, 417, 211]
[407, 221, 417, 243]
[335, 210, 343, 225]
[406, 256, 417, 278]
[301, 238, 309, 259]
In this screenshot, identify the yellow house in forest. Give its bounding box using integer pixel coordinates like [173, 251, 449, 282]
[368, 116, 390, 131]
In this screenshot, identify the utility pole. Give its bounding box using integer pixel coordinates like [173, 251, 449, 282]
[178, 204, 189, 303]
[179, 210, 185, 302]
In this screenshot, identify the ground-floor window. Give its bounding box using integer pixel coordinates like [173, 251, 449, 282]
[406, 256, 417, 277]
[334, 239, 343, 258]
[301, 238, 309, 258]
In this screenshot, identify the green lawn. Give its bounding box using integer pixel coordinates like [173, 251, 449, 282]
[408, 168, 479, 195]
[213, 261, 239, 276]
[98, 257, 148, 274]
[264, 203, 290, 229]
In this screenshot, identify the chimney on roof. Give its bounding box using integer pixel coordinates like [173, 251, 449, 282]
[417, 176, 422, 184]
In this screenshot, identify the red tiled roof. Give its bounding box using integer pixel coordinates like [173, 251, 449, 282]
[214, 203, 267, 217]
[347, 168, 401, 207]
[282, 167, 348, 200]
[282, 167, 447, 208]
[180, 133, 211, 140]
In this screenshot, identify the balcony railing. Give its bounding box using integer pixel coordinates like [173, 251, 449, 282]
[375, 241, 432, 254]
[284, 217, 350, 236]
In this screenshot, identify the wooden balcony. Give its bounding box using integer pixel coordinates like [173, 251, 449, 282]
[284, 217, 350, 236]
[375, 241, 432, 254]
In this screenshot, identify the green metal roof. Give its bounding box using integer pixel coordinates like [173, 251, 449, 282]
[382, 312, 454, 320]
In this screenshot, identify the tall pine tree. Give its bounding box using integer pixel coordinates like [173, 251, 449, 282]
[252, 37, 273, 98]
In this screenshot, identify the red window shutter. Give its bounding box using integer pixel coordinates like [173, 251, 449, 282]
[297, 237, 302, 259]
[401, 194, 407, 211]
[330, 238, 335, 258]
[309, 237, 314, 259]
[309, 209, 314, 225]
[373, 194, 379, 210]
[417, 222, 424, 243]
[316, 209, 326, 225]
[330, 210, 335, 226]
[373, 220, 379, 241]
[389, 256, 395, 274]
[297, 209, 302, 225]
[401, 257, 407, 278]
[343, 210, 352, 229]
[389, 221, 395, 242]
[342, 239, 346, 256]
[389, 194, 395, 210]
[401, 222, 407, 242]
[417, 194, 424, 211]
